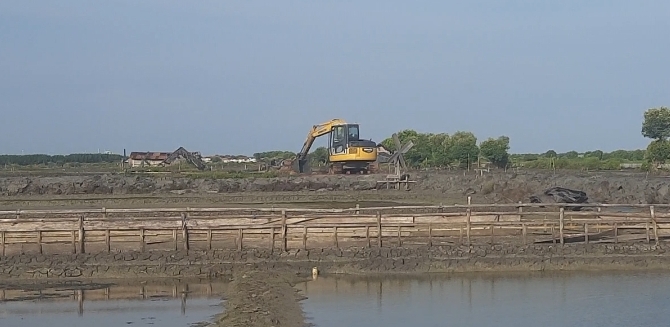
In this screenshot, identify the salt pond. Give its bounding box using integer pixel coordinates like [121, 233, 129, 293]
[297, 271, 670, 327]
[0, 279, 225, 327]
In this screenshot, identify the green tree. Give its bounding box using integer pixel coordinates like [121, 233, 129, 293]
[447, 131, 479, 168]
[645, 140, 670, 165]
[308, 147, 329, 165]
[642, 107, 670, 140]
[479, 136, 510, 168]
[543, 150, 557, 158]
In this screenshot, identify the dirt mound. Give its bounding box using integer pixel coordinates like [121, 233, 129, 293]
[0, 170, 667, 204]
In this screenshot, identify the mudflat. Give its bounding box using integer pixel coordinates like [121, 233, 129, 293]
[208, 271, 309, 327]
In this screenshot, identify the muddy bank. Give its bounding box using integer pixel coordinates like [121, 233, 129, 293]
[208, 271, 308, 327]
[0, 170, 667, 205]
[1, 243, 669, 280]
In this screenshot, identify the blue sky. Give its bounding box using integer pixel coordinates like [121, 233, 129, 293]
[1, 1, 668, 155]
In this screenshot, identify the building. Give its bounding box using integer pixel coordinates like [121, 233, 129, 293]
[126, 152, 171, 167]
[218, 155, 257, 163]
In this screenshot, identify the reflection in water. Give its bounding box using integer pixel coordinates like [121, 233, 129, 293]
[297, 271, 670, 327]
[0, 279, 226, 327]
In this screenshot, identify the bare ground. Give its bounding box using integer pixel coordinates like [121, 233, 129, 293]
[1, 169, 669, 210]
[208, 271, 309, 327]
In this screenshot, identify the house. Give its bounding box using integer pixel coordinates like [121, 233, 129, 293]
[125, 147, 206, 170]
[219, 155, 257, 163]
[126, 152, 171, 167]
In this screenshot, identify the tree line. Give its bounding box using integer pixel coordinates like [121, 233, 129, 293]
[0, 153, 123, 166]
[6, 106, 667, 171]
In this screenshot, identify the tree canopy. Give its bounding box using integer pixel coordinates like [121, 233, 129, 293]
[642, 107, 670, 140]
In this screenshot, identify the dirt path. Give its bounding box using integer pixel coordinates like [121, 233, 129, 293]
[209, 271, 310, 327]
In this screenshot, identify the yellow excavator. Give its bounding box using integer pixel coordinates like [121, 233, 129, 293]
[284, 119, 379, 174]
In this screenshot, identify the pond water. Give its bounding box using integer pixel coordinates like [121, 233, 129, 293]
[297, 271, 670, 327]
[0, 279, 225, 327]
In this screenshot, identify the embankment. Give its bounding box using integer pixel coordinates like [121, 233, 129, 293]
[1, 170, 669, 206]
[2, 243, 669, 280]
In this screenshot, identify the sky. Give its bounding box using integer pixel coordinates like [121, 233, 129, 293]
[1, 1, 669, 156]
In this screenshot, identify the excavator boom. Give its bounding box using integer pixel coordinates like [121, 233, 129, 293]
[297, 119, 347, 160]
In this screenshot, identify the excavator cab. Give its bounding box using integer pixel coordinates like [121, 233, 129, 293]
[328, 124, 377, 174]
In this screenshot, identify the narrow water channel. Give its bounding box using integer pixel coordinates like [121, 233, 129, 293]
[297, 271, 670, 327]
[0, 279, 226, 327]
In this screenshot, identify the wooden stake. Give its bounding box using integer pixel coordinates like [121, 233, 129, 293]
[139, 228, 145, 252]
[37, 231, 42, 254]
[207, 229, 213, 250]
[173, 229, 178, 251]
[365, 226, 370, 248]
[466, 208, 472, 246]
[651, 205, 659, 246]
[0, 231, 5, 256]
[303, 226, 308, 250]
[71, 230, 76, 254]
[377, 211, 382, 247]
[397, 225, 402, 246]
[238, 229, 243, 251]
[614, 223, 618, 244]
[490, 225, 494, 244]
[584, 223, 589, 244]
[106, 229, 111, 252]
[78, 215, 85, 254]
[269, 227, 275, 252]
[181, 212, 189, 251]
[428, 223, 433, 247]
[281, 210, 288, 252]
[559, 207, 565, 245]
[522, 223, 527, 244]
[645, 222, 650, 244]
[333, 226, 338, 248]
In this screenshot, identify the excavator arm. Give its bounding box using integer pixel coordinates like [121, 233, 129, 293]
[296, 118, 347, 160]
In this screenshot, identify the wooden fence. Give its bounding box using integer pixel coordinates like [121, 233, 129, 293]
[0, 203, 669, 255]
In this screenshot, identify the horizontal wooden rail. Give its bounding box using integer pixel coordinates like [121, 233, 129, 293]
[0, 203, 667, 256]
[1, 201, 667, 217]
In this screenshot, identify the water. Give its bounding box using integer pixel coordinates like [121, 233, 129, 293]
[0, 279, 226, 327]
[298, 271, 670, 327]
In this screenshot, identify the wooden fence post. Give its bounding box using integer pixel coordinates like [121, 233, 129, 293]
[614, 223, 618, 244]
[238, 229, 243, 251]
[106, 229, 111, 253]
[522, 223, 527, 244]
[181, 212, 189, 251]
[0, 231, 5, 256]
[645, 222, 650, 244]
[139, 228, 145, 252]
[173, 229, 178, 251]
[281, 210, 288, 252]
[559, 207, 565, 245]
[37, 231, 42, 255]
[377, 211, 382, 247]
[303, 226, 308, 250]
[207, 229, 213, 250]
[466, 208, 471, 246]
[78, 215, 85, 254]
[651, 205, 659, 246]
[365, 226, 370, 248]
[269, 227, 275, 253]
[584, 223, 589, 244]
[428, 223, 433, 247]
[333, 226, 338, 248]
[397, 225, 402, 246]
